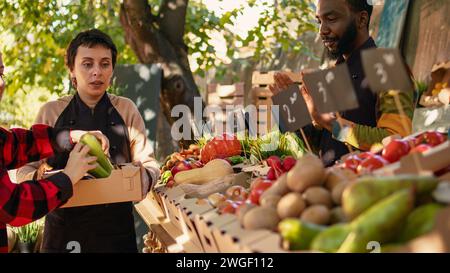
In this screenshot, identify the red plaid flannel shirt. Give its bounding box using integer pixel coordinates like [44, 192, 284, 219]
[0, 124, 73, 253]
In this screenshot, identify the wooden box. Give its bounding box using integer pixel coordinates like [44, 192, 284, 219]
[212, 221, 273, 253]
[194, 211, 238, 253]
[178, 198, 215, 252]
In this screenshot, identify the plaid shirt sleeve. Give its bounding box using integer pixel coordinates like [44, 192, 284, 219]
[0, 124, 73, 226]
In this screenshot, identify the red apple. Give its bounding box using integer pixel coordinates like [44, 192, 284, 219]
[170, 160, 192, 176]
[382, 139, 411, 163]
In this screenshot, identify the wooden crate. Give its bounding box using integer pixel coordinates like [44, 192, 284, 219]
[250, 71, 302, 136]
[178, 198, 215, 252]
[194, 211, 238, 253]
[152, 186, 169, 219]
[247, 232, 287, 253]
[160, 187, 186, 232]
[251, 71, 302, 85]
[212, 221, 273, 253]
[206, 83, 245, 135]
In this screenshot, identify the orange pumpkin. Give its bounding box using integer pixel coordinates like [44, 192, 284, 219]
[200, 133, 242, 163]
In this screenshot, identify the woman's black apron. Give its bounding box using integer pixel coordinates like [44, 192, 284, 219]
[41, 92, 138, 253]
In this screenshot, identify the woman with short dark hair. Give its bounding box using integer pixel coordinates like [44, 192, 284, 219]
[0, 52, 110, 253]
[17, 29, 160, 253]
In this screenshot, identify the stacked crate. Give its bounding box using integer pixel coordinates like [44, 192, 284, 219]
[206, 83, 245, 135]
[250, 71, 302, 136]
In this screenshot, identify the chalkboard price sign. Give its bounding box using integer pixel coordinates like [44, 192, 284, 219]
[271, 84, 311, 132]
[302, 64, 359, 114]
[362, 48, 414, 94]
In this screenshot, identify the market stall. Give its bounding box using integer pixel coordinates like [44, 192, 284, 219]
[135, 127, 450, 253]
[129, 41, 450, 253]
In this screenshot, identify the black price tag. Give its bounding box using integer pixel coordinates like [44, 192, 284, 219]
[362, 48, 414, 93]
[271, 85, 312, 133]
[302, 64, 359, 114]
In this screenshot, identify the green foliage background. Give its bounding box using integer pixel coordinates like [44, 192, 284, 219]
[0, 0, 317, 128]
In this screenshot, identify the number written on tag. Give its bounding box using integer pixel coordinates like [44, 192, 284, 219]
[362, 48, 414, 94]
[302, 64, 359, 113]
[271, 84, 311, 132]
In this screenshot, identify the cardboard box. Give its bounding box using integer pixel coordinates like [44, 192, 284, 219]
[62, 164, 142, 208]
[420, 61, 450, 107]
[425, 61, 450, 96]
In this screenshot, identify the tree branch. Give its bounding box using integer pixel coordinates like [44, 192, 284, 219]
[120, 0, 161, 63]
[158, 0, 188, 49]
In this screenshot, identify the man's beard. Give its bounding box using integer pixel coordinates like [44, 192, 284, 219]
[325, 19, 358, 60]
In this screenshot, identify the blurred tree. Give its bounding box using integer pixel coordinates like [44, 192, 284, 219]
[0, 0, 317, 128]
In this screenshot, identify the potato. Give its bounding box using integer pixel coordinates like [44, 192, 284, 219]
[260, 194, 282, 209]
[243, 206, 280, 230]
[287, 154, 325, 193]
[300, 205, 331, 225]
[236, 203, 257, 225]
[324, 168, 347, 191]
[303, 187, 333, 208]
[277, 192, 306, 219]
[340, 168, 358, 181]
[332, 182, 350, 205]
[260, 173, 290, 198]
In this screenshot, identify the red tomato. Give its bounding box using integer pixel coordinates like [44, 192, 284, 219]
[248, 179, 274, 205]
[200, 133, 242, 163]
[409, 144, 432, 154]
[415, 131, 446, 147]
[357, 155, 389, 173]
[220, 200, 245, 214]
[382, 139, 411, 163]
[221, 203, 236, 214]
[343, 155, 362, 173]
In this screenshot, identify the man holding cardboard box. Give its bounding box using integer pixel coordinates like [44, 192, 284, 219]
[270, 0, 415, 166]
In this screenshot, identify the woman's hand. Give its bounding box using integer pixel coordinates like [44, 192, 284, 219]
[70, 130, 110, 155]
[63, 142, 98, 185]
